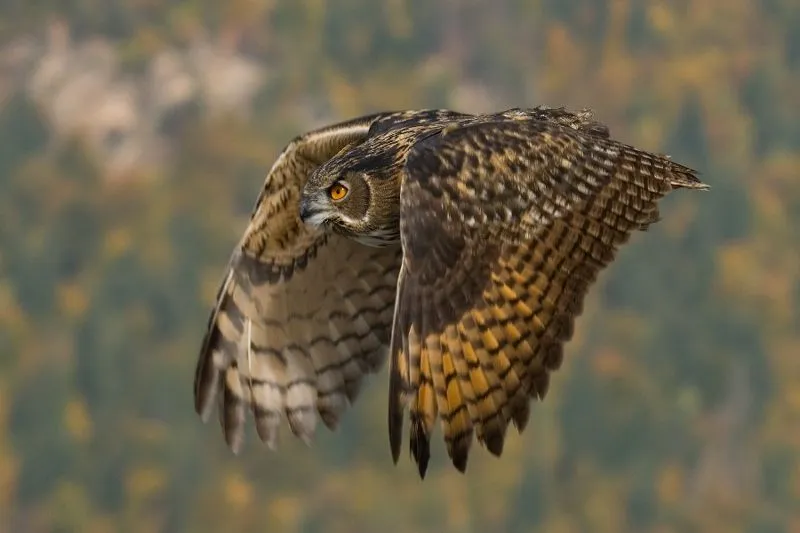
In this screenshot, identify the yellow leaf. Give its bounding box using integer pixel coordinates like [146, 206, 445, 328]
[327, 70, 362, 118]
[86, 515, 117, 533]
[716, 242, 760, 301]
[592, 347, 626, 379]
[125, 466, 167, 502]
[64, 398, 93, 444]
[225, 472, 254, 510]
[584, 477, 626, 531]
[790, 464, 800, 501]
[0, 281, 26, 335]
[57, 282, 89, 321]
[786, 387, 800, 415]
[104, 227, 133, 259]
[657, 463, 684, 505]
[268, 494, 303, 529]
[386, 0, 412, 38]
[0, 387, 19, 517]
[648, 2, 676, 34]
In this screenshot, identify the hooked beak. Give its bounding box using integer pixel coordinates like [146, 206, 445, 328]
[298, 195, 326, 227]
[298, 196, 312, 222]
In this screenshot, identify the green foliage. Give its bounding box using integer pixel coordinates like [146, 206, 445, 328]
[2, 1, 798, 531]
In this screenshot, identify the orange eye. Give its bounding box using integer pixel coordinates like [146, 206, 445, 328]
[329, 182, 349, 201]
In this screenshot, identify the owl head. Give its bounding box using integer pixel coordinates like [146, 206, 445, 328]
[299, 129, 423, 247]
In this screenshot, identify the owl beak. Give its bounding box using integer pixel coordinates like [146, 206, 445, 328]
[298, 195, 324, 227]
[298, 196, 313, 222]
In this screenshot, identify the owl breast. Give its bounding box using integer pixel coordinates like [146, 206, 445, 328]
[347, 226, 401, 248]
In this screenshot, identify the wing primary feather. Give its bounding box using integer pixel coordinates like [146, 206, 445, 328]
[409, 285, 436, 478]
[388, 263, 408, 464]
[194, 268, 239, 420]
[410, 341, 432, 476]
[223, 366, 247, 453]
[442, 326, 476, 472]
[440, 348, 472, 472]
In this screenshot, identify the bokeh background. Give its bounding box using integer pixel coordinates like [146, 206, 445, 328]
[1, 1, 799, 532]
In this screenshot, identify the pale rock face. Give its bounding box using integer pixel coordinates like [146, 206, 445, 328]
[4, 21, 268, 181]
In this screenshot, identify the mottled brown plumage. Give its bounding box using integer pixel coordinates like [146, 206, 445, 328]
[194, 105, 708, 478]
[193, 112, 403, 451]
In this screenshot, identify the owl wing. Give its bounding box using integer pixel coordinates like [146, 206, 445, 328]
[194, 112, 404, 453]
[367, 109, 476, 135]
[388, 118, 708, 477]
[496, 105, 612, 139]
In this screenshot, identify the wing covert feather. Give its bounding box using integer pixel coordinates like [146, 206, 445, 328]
[388, 118, 708, 476]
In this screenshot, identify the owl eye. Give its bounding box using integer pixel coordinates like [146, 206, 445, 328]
[329, 182, 349, 202]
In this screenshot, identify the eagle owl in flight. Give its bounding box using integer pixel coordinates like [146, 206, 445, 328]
[193, 106, 708, 478]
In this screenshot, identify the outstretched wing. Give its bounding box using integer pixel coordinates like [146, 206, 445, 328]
[194, 112, 404, 452]
[495, 105, 612, 139]
[388, 118, 708, 477]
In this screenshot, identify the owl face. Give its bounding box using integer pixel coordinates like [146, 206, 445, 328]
[300, 152, 403, 247]
[299, 125, 445, 247]
[300, 169, 372, 230]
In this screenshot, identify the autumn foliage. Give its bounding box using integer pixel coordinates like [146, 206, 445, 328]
[1, 1, 799, 532]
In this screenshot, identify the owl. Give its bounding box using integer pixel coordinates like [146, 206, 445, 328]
[193, 106, 708, 478]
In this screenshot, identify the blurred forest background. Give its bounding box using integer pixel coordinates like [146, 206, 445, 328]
[0, 0, 799, 532]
